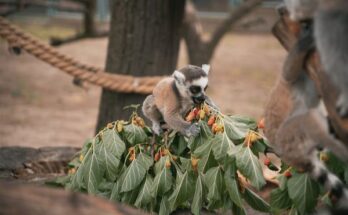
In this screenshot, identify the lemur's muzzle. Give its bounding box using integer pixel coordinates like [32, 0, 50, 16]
[192, 95, 205, 104]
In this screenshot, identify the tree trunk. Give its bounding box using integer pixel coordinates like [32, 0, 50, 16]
[96, 0, 186, 132]
[84, 0, 96, 36]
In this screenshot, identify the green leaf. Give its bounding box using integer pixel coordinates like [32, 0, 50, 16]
[243, 188, 270, 212]
[191, 174, 205, 215]
[168, 171, 194, 210]
[222, 115, 257, 141]
[232, 203, 247, 215]
[170, 134, 188, 155]
[120, 156, 147, 192]
[204, 167, 224, 206]
[123, 124, 147, 145]
[110, 180, 122, 201]
[96, 129, 125, 181]
[344, 166, 348, 184]
[270, 188, 292, 210]
[212, 132, 235, 161]
[188, 121, 213, 151]
[194, 141, 218, 173]
[152, 165, 173, 197]
[159, 195, 170, 215]
[76, 143, 104, 194]
[134, 175, 154, 208]
[287, 173, 320, 215]
[235, 146, 266, 190]
[224, 165, 243, 208]
[137, 152, 153, 171]
[277, 174, 288, 190]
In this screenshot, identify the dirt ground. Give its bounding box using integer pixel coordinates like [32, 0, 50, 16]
[0, 20, 286, 149]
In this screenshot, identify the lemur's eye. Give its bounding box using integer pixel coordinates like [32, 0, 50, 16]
[189, 86, 201, 94]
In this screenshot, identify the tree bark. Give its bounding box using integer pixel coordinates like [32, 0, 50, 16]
[84, 0, 96, 36]
[95, 0, 186, 132]
[183, 0, 263, 65]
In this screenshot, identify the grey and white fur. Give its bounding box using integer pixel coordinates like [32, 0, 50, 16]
[284, 0, 348, 118]
[142, 64, 217, 137]
[274, 18, 348, 208]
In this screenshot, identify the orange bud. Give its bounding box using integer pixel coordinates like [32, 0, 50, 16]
[264, 157, 271, 166]
[186, 111, 195, 122]
[207, 116, 216, 126]
[320, 152, 329, 162]
[199, 110, 206, 119]
[129, 153, 135, 161]
[116, 121, 124, 132]
[165, 159, 171, 168]
[258, 118, 265, 129]
[154, 152, 160, 162]
[107, 123, 113, 129]
[284, 170, 292, 178]
[193, 108, 199, 116]
[191, 157, 199, 172]
[203, 105, 210, 114]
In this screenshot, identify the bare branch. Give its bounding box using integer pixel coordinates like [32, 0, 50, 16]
[208, 0, 263, 50]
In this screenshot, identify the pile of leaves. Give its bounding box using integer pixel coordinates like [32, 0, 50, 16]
[54, 104, 348, 215]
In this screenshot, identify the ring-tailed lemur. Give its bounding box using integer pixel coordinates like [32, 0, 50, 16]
[142, 64, 217, 137]
[284, 0, 348, 118]
[272, 15, 348, 208]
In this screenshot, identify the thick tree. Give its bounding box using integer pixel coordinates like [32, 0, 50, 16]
[96, 0, 186, 132]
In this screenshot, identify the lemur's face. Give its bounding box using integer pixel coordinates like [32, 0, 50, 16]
[187, 77, 208, 104]
[173, 64, 210, 104]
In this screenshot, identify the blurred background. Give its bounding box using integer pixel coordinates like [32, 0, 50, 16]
[0, 0, 286, 148]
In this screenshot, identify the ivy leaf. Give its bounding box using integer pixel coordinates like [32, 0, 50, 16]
[120, 156, 147, 192]
[152, 165, 173, 197]
[224, 164, 243, 208]
[222, 115, 257, 141]
[123, 124, 147, 145]
[212, 132, 235, 161]
[168, 171, 194, 210]
[191, 173, 205, 215]
[243, 188, 270, 212]
[96, 129, 125, 181]
[235, 146, 266, 190]
[270, 188, 292, 210]
[134, 175, 154, 209]
[287, 173, 320, 215]
[204, 167, 224, 206]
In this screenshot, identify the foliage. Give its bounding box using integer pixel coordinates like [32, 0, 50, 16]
[54, 104, 348, 214]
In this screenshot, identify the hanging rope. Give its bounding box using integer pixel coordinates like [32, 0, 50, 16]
[0, 16, 165, 94]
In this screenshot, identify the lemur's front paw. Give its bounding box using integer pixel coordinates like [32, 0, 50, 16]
[336, 95, 348, 118]
[186, 123, 200, 137]
[152, 123, 163, 135]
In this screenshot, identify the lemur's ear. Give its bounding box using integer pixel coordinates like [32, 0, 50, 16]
[202, 64, 210, 75]
[173, 70, 185, 85]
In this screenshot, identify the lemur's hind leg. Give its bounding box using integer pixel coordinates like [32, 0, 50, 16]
[142, 95, 163, 135]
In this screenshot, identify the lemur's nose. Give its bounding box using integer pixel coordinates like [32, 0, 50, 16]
[193, 96, 205, 104]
